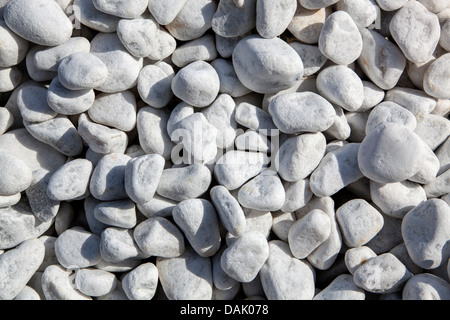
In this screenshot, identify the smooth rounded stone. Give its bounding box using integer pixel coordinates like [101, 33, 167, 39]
[212, 246, 239, 291]
[390, 1, 440, 64]
[256, 0, 297, 39]
[73, 0, 120, 33]
[100, 227, 148, 263]
[440, 20, 450, 51]
[172, 34, 217, 68]
[365, 102, 417, 135]
[211, 0, 256, 38]
[4, 0, 72, 46]
[237, 172, 286, 212]
[357, 28, 406, 90]
[287, 5, 330, 44]
[166, 102, 195, 137]
[166, 0, 217, 41]
[0, 238, 45, 300]
[90, 32, 143, 93]
[232, 35, 304, 94]
[280, 179, 313, 213]
[0, 202, 54, 249]
[57, 52, 108, 91]
[424, 169, 450, 198]
[370, 180, 427, 219]
[24, 116, 84, 157]
[423, 53, 450, 100]
[146, 28, 177, 61]
[33, 37, 91, 73]
[116, 17, 159, 59]
[41, 265, 91, 300]
[0, 193, 21, 208]
[137, 194, 178, 219]
[55, 228, 101, 269]
[137, 107, 174, 160]
[171, 113, 218, 163]
[17, 82, 57, 123]
[289, 42, 327, 77]
[402, 199, 450, 270]
[358, 124, 425, 183]
[375, 0, 408, 11]
[0, 149, 32, 196]
[26, 170, 59, 223]
[172, 199, 221, 257]
[276, 133, 326, 182]
[344, 246, 377, 275]
[78, 114, 128, 155]
[323, 105, 351, 141]
[0, 66, 22, 93]
[148, 0, 187, 25]
[137, 63, 174, 109]
[310, 143, 364, 197]
[336, 0, 378, 29]
[92, 0, 147, 18]
[210, 185, 246, 237]
[122, 262, 158, 300]
[360, 81, 386, 111]
[260, 240, 315, 300]
[403, 273, 450, 300]
[89, 153, 130, 202]
[271, 211, 296, 242]
[384, 87, 437, 118]
[214, 150, 268, 190]
[415, 114, 450, 151]
[316, 66, 364, 112]
[235, 130, 269, 153]
[288, 209, 331, 260]
[211, 59, 251, 98]
[156, 164, 212, 201]
[0, 128, 67, 172]
[202, 94, 238, 149]
[318, 11, 362, 65]
[235, 102, 277, 135]
[88, 91, 136, 132]
[221, 231, 269, 283]
[134, 217, 185, 258]
[336, 199, 384, 248]
[47, 77, 95, 116]
[268, 92, 336, 134]
[124, 154, 165, 205]
[14, 286, 41, 300]
[75, 268, 117, 297]
[94, 200, 137, 229]
[25, 45, 58, 82]
[0, 20, 28, 68]
[313, 274, 365, 300]
[353, 253, 412, 294]
[171, 61, 220, 108]
[157, 245, 213, 300]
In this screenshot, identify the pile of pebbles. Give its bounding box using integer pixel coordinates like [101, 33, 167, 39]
[0, 0, 449, 301]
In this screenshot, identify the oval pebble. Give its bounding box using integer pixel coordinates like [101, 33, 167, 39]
[122, 262, 159, 300]
[41, 265, 91, 300]
[4, 0, 72, 46]
[232, 35, 304, 94]
[92, 0, 148, 19]
[0, 149, 32, 196]
[75, 268, 117, 297]
[403, 273, 450, 300]
[137, 62, 175, 109]
[256, 0, 297, 39]
[94, 199, 137, 229]
[117, 17, 159, 59]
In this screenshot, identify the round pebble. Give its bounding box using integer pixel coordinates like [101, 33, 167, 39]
[0, 149, 32, 196]
[121, 262, 159, 300]
[137, 62, 175, 109]
[92, 0, 148, 19]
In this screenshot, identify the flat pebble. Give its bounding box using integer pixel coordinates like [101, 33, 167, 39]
[134, 217, 185, 258]
[173, 199, 221, 257]
[0, 238, 45, 300]
[268, 92, 336, 134]
[260, 240, 316, 300]
[314, 274, 365, 300]
[94, 200, 137, 229]
[137, 62, 175, 109]
[402, 273, 450, 300]
[336, 199, 384, 248]
[122, 262, 159, 300]
[221, 231, 269, 283]
[73, 0, 120, 33]
[156, 164, 212, 201]
[402, 199, 450, 269]
[92, 0, 148, 19]
[353, 253, 412, 294]
[389, 1, 441, 64]
[75, 268, 117, 297]
[157, 245, 213, 300]
[232, 35, 304, 94]
[55, 228, 102, 269]
[0, 149, 32, 196]
[4, 0, 72, 46]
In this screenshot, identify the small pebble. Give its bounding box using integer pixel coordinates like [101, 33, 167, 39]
[73, 0, 120, 33]
[0, 19, 28, 68]
[116, 17, 159, 59]
[256, 0, 297, 39]
[0, 149, 32, 196]
[212, 0, 256, 38]
[423, 53, 450, 99]
[75, 268, 117, 297]
[137, 62, 175, 109]
[41, 264, 91, 300]
[288, 5, 330, 44]
[148, 0, 188, 25]
[94, 200, 137, 229]
[211, 59, 252, 98]
[17, 82, 58, 123]
[402, 273, 450, 300]
[26, 169, 60, 223]
[235, 102, 277, 135]
[92, 0, 148, 19]
[122, 262, 159, 300]
[365, 101, 418, 134]
[100, 227, 148, 263]
[344, 246, 377, 275]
